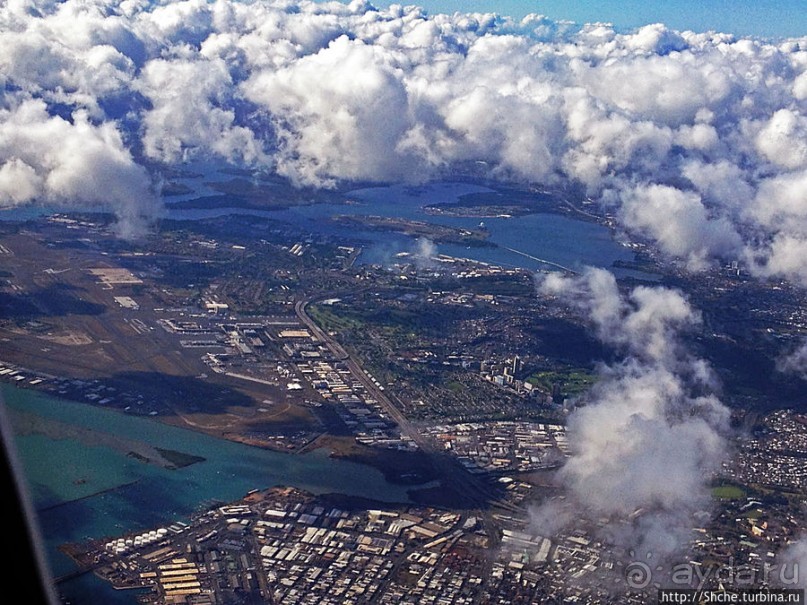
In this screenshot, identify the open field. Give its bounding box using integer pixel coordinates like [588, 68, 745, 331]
[712, 484, 746, 500]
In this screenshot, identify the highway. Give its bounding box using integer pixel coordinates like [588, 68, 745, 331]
[502, 246, 578, 274]
[295, 296, 523, 514]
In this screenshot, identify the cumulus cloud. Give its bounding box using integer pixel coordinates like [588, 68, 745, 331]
[0, 0, 805, 266]
[0, 97, 156, 236]
[242, 34, 418, 186]
[776, 341, 807, 380]
[756, 109, 807, 170]
[618, 184, 743, 270]
[536, 269, 729, 558]
[753, 233, 807, 285]
[542, 267, 699, 361]
[794, 71, 807, 101]
[136, 56, 265, 165]
[750, 170, 807, 234]
[681, 159, 754, 212]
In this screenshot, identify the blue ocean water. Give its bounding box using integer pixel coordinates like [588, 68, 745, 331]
[0, 161, 653, 279]
[165, 180, 653, 278]
[2, 386, 416, 604]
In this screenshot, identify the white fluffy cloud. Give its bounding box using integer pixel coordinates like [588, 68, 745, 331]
[137, 56, 265, 165]
[242, 34, 417, 185]
[619, 184, 743, 270]
[755, 109, 807, 170]
[750, 169, 807, 233]
[542, 267, 699, 361]
[0, 0, 806, 273]
[754, 233, 807, 285]
[536, 268, 729, 556]
[560, 360, 726, 532]
[777, 341, 807, 380]
[0, 97, 155, 236]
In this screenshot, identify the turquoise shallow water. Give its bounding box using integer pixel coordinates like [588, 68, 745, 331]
[14, 433, 143, 508]
[2, 385, 415, 604]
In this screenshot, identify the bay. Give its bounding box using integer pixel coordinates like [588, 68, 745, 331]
[2, 385, 416, 603]
[165, 181, 655, 279]
[0, 160, 655, 279]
